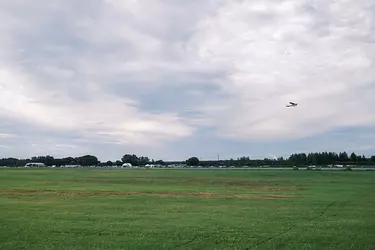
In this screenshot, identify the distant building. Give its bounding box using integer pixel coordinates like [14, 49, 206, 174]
[121, 163, 132, 168]
[25, 163, 46, 168]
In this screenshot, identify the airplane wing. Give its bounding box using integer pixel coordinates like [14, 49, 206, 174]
[289, 102, 297, 105]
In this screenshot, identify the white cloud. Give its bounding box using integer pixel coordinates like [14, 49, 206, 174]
[0, 66, 193, 146]
[0, 0, 374, 159]
[0, 133, 16, 139]
[188, 0, 375, 140]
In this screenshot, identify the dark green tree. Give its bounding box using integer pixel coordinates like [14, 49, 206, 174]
[186, 157, 200, 166]
[121, 154, 139, 166]
[339, 152, 349, 162]
[76, 155, 99, 166]
[138, 156, 150, 166]
[350, 152, 357, 163]
[155, 160, 164, 165]
[45, 155, 55, 166]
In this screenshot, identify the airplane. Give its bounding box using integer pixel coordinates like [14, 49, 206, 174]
[286, 101, 298, 107]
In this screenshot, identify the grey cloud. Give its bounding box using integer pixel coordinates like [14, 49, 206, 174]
[1, 0, 375, 159]
[188, 0, 375, 140]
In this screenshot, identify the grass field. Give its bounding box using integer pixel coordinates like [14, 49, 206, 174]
[1, 168, 375, 250]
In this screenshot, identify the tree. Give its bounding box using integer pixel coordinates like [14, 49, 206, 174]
[311, 153, 318, 165]
[361, 155, 367, 163]
[65, 157, 76, 165]
[155, 160, 165, 165]
[186, 157, 199, 166]
[350, 152, 357, 163]
[339, 152, 349, 162]
[76, 155, 99, 166]
[121, 154, 139, 166]
[45, 155, 55, 166]
[121, 154, 151, 166]
[237, 156, 251, 166]
[0, 158, 18, 167]
[0, 150, 372, 168]
[138, 156, 150, 166]
[356, 155, 366, 163]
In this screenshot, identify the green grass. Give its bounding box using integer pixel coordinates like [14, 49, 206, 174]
[0, 168, 375, 250]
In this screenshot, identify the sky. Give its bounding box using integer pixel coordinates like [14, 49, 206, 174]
[1, 0, 375, 162]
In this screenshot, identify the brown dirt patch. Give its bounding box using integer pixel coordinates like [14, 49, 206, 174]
[248, 185, 300, 191]
[0, 189, 296, 199]
[162, 192, 294, 199]
[0, 189, 141, 197]
[3, 170, 54, 173]
[148, 192, 294, 199]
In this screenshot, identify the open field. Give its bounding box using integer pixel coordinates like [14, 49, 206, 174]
[1, 169, 375, 250]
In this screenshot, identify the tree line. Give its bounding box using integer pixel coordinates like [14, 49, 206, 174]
[0, 151, 374, 167]
[187, 152, 375, 167]
[0, 154, 162, 167]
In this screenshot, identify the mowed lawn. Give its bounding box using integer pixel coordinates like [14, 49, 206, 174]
[0, 169, 375, 250]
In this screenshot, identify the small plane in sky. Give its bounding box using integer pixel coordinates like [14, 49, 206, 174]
[286, 101, 298, 107]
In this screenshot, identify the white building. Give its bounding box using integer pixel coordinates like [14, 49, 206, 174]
[121, 163, 133, 168]
[25, 162, 46, 168]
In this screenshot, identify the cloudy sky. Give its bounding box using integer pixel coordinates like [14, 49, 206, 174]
[1, 0, 374, 161]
